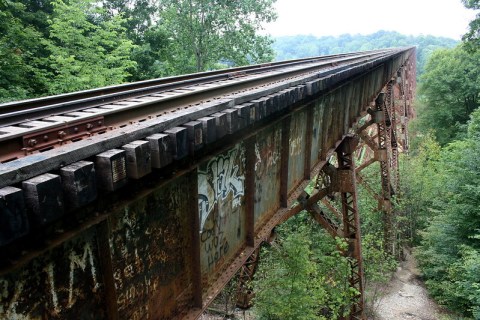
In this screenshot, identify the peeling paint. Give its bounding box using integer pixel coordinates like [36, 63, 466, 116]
[109, 174, 192, 319]
[288, 110, 307, 192]
[198, 143, 246, 230]
[254, 123, 282, 226]
[0, 230, 105, 320]
[198, 143, 246, 277]
[67, 242, 99, 308]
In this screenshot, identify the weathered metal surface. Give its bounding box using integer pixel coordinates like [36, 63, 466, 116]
[0, 227, 107, 319]
[337, 137, 365, 319]
[310, 100, 325, 168]
[0, 49, 416, 320]
[253, 123, 282, 229]
[287, 109, 308, 194]
[108, 174, 193, 320]
[198, 143, 247, 285]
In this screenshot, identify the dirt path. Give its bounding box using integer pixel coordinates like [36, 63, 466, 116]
[375, 250, 445, 320]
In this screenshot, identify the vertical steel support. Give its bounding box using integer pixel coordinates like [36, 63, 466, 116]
[96, 220, 119, 320]
[235, 136, 259, 309]
[190, 169, 202, 308]
[375, 93, 392, 200]
[235, 247, 261, 309]
[304, 107, 314, 180]
[245, 136, 256, 247]
[280, 116, 291, 207]
[388, 80, 400, 195]
[336, 136, 365, 320]
[375, 93, 393, 253]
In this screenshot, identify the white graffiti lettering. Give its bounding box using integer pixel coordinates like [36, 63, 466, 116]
[67, 242, 99, 308]
[198, 145, 245, 230]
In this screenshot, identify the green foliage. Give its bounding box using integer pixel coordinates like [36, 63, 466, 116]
[0, 0, 50, 102]
[45, 0, 136, 94]
[400, 133, 444, 244]
[462, 0, 480, 52]
[403, 24, 480, 315]
[129, 25, 174, 80]
[416, 46, 480, 145]
[0, 0, 277, 101]
[0, 0, 137, 102]
[159, 0, 277, 74]
[253, 214, 355, 319]
[272, 31, 458, 76]
[405, 111, 480, 316]
[102, 0, 157, 43]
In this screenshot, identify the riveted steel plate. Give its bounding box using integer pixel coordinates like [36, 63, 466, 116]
[108, 174, 193, 320]
[253, 123, 282, 230]
[0, 228, 106, 319]
[287, 109, 307, 194]
[198, 143, 246, 286]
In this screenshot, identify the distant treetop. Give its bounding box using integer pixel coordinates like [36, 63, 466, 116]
[271, 31, 458, 76]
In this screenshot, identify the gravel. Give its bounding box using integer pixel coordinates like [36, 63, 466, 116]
[375, 250, 444, 320]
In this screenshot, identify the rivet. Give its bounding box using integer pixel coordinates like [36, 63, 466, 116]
[28, 139, 37, 147]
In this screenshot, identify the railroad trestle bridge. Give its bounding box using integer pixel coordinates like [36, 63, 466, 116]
[0, 48, 416, 320]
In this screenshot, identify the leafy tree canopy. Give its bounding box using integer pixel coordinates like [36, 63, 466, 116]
[0, 0, 50, 102]
[462, 0, 480, 51]
[159, 0, 277, 74]
[416, 46, 480, 145]
[45, 0, 137, 94]
[272, 31, 458, 76]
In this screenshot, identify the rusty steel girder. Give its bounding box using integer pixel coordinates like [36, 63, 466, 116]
[0, 49, 416, 320]
[300, 136, 365, 320]
[336, 137, 365, 320]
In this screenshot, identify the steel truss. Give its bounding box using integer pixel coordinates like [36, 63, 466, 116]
[233, 61, 416, 320]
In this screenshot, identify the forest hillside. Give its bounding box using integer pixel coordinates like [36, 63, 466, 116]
[272, 31, 458, 75]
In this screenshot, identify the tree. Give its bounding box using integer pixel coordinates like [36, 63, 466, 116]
[0, 0, 51, 102]
[102, 0, 158, 43]
[159, 0, 277, 74]
[416, 46, 480, 145]
[405, 109, 480, 317]
[271, 31, 458, 75]
[45, 0, 137, 94]
[253, 214, 356, 319]
[101, 0, 170, 81]
[462, 0, 480, 51]
[129, 25, 174, 80]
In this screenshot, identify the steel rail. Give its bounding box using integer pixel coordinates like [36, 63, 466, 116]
[0, 49, 401, 163]
[0, 49, 393, 126]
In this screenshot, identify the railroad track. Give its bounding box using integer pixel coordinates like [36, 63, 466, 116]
[0, 49, 400, 164]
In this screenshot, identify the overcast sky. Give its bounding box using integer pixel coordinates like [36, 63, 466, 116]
[263, 0, 478, 40]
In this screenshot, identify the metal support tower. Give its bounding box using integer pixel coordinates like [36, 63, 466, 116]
[303, 136, 366, 320]
[336, 136, 365, 319]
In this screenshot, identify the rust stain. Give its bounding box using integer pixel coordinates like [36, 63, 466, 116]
[311, 100, 325, 168]
[287, 110, 307, 193]
[253, 123, 282, 229]
[198, 143, 246, 283]
[0, 229, 106, 319]
[109, 174, 193, 320]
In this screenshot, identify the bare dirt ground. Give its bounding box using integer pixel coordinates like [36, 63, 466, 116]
[375, 250, 448, 320]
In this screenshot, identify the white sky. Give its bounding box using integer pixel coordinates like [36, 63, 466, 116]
[263, 0, 478, 40]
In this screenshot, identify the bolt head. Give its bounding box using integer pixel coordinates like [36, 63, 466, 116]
[28, 139, 37, 147]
